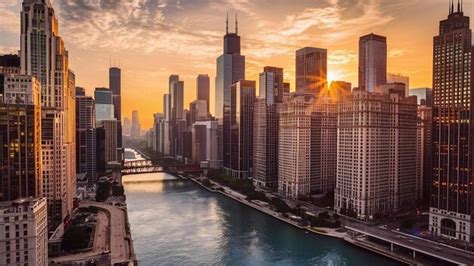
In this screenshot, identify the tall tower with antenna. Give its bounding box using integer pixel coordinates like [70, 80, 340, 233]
[215, 12, 245, 167]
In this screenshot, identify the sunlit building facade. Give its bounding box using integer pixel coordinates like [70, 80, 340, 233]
[20, 0, 76, 226]
[335, 89, 417, 220]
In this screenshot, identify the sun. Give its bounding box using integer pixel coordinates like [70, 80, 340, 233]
[327, 71, 340, 86]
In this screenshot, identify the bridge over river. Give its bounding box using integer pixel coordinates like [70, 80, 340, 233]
[122, 158, 202, 175]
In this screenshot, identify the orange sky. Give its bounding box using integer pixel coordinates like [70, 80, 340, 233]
[0, 0, 473, 128]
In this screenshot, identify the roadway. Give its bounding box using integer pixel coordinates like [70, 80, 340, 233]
[346, 222, 474, 265]
[82, 201, 130, 264]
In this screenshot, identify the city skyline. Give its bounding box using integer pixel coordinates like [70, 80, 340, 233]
[1, 0, 473, 128]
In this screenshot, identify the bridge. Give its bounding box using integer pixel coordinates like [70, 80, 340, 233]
[345, 223, 474, 265]
[122, 159, 201, 175]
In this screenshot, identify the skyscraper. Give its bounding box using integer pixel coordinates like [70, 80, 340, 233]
[430, 2, 474, 242]
[123, 117, 131, 136]
[278, 94, 315, 198]
[75, 87, 97, 185]
[197, 74, 210, 113]
[335, 89, 417, 220]
[20, 0, 76, 226]
[131, 110, 141, 138]
[0, 75, 41, 201]
[94, 88, 114, 123]
[387, 73, 410, 96]
[358, 33, 387, 92]
[189, 100, 208, 124]
[170, 79, 184, 157]
[162, 94, 171, 155]
[253, 67, 283, 190]
[226, 80, 255, 178]
[416, 104, 432, 204]
[109, 66, 122, 157]
[409, 87, 433, 106]
[218, 14, 245, 167]
[295, 47, 327, 95]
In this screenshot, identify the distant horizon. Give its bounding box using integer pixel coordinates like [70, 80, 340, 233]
[0, 0, 473, 128]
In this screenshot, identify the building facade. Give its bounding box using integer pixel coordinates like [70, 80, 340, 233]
[278, 94, 315, 198]
[197, 74, 210, 113]
[75, 87, 96, 185]
[218, 15, 245, 168]
[335, 89, 417, 220]
[20, 0, 76, 226]
[295, 47, 327, 95]
[430, 4, 474, 242]
[358, 33, 387, 93]
[0, 198, 48, 266]
[225, 80, 255, 178]
[253, 67, 283, 190]
[0, 75, 41, 201]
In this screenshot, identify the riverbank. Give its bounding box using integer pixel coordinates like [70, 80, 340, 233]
[185, 175, 413, 265]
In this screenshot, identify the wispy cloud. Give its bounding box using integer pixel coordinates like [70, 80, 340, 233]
[329, 50, 356, 65]
[389, 48, 408, 58]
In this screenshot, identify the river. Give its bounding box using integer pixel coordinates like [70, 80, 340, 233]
[122, 171, 402, 265]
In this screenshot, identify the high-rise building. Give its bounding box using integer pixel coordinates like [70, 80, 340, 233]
[197, 74, 210, 113]
[170, 79, 184, 157]
[409, 87, 433, 106]
[295, 47, 327, 95]
[152, 113, 165, 152]
[189, 100, 208, 124]
[387, 73, 410, 96]
[335, 89, 417, 220]
[94, 88, 114, 123]
[0, 75, 41, 201]
[358, 33, 387, 93]
[21, 0, 76, 226]
[278, 94, 315, 198]
[131, 110, 141, 138]
[283, 82, 290, 100]
[416, 104, 432, 204]
[0, 198, 48, 266]
[225, 80, 255, 178]
[123, 117, 131, 136]
[109, 67, 122, 159]
[430, 3, 474, 242]
[310, 96, 338, 194]
[162, 94, 171, 155]
[218, 15, 246, 167]
[380, 82, 406, 96]
[192, 120, 220, 168]
[102, 120, 118, 164]
[253, 67, 283, 190]
[75, 87, 96, 185]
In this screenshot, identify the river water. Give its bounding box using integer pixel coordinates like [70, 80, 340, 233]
[122, 171, 401, 265]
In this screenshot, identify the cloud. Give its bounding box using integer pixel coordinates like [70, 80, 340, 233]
[0, 8, 19, 33]
[389, 48, 408, 58]
[329, 50, 356, 65]
[54, 0, 221, 56]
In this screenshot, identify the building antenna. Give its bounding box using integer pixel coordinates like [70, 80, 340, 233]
[235, 13, 238, 35]
[226, 12, 229, 34]
[450, 0, 454, 14]
[457, 0, 460, 12]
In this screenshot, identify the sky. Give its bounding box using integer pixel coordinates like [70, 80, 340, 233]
[0, 0, 473, 129]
